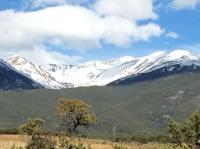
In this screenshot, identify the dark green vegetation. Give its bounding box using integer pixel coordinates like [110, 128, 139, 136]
[0, 72, 200, 137]
[168, 111, 200, 148]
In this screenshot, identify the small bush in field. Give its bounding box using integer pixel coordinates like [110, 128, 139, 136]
[58, 132, 92, 149]
[154, 143, 189, 149]
[112, 144, 127, 149]
[26, 133, 55, 149]
[10, 145, 24, 149]
[19, 118, 56, 149]
[19, 118, 45, 135]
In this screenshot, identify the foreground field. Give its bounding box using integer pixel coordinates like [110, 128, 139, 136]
[0, 134, 157, 149]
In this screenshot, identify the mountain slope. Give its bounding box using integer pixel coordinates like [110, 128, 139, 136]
[109, 64, 200, 85]
[5, 50, 200, 89]
[109, 50, 200, 85]
[0, 59, 42, 90]
[43, 49, 200, 87]
[0, 72, 200, 137]
[7, 55, 65, 89]
[42, 56, 135, 87]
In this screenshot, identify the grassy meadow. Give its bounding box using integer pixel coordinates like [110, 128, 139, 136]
[0, 134, 163, 149]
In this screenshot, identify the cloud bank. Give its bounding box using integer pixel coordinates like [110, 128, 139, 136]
[170, 0, 200, 10]
[0, 0, 164, 64]
[94, 0, 158, 20]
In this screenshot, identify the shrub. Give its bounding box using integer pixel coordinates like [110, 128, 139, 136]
[18, 118, 44, 135]
[168, 111, 200, 148]
[26, 133, 55, 149]
[58, 133, 92, 149]
[154, 143, 190, 149]
[19, 118, 56, 149]
[10, 145, 24, 149]
[112, 144, 127, 149]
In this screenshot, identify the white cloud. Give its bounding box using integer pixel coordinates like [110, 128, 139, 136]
[94, 0, 158, 21]
[167, 31, 179, 38]
[0, 0, 164, 64]
[31, 0, 68, 8]
[0, 5, 163, 51]
[170, 0, 200, 10]
[0, 47, 82, 65]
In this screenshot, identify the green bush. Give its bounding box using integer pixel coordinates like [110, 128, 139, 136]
[168, 111, 200, 148]
[10, 145, 24, 149]
[26, 133, 55, 149]
[130, 135, 170, 144]
[131, 136, 148, 144]
[19, 118, 56, 149]
[58, 133, 92, 149]
[154, 143, 190, 149]
[112, 144, 127, 149]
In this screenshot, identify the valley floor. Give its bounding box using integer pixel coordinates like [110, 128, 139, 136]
[0, 134, 156, 149]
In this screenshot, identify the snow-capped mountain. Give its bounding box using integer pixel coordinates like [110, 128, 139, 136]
[108, 50, 200, 85]
[43, 49, 200, 87]
[0, 59, 42, 90]
[7, 55, 65, 89]
[6, 49, 200, 89]
[41, 56, 135, 87]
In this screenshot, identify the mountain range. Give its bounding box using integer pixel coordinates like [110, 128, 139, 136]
[1, 49, 200, 90]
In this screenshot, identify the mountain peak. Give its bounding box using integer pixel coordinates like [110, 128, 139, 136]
[169, 49, 192, 55]
[7, 55, 29, 65]
[147, 51, 167, 59]
[167, 49, 198, 60]
[6, 55, 65, 89]
[106, 56, 135, 64]
[4, 49, 200, 89]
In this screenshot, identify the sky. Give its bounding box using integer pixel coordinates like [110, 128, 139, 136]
[0, 0, 200, 64]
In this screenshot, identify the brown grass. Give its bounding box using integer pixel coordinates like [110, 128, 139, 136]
[0, 135, 155, 149]
[0, 135, 26, 149]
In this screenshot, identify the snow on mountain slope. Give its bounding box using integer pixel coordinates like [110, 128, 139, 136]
[108, 50, 200, 85]
[42, 56, 135, 87]
[7, 55, 65, 89]
[43, 49, 200, 87]
[0, 59, 42, 90]
[6, 49, 200, 89]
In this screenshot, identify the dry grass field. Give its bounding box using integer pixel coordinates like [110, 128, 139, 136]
[0, 135, 25, 149]
[0, 135, 156, 149]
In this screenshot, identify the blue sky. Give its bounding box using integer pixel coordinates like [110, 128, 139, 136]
[0, 0, 200, 64]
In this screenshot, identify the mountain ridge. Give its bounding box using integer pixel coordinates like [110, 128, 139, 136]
[0, 59, 43, 90]
[4, 49, 200, 89]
